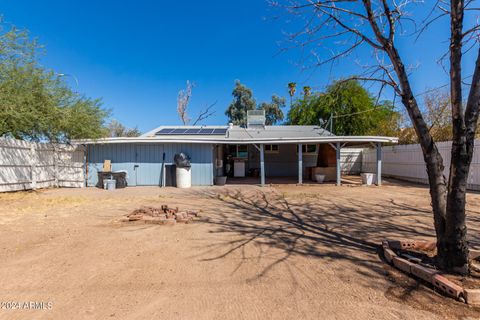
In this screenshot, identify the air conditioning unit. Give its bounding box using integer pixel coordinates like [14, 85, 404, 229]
[247, 110, 265, 128]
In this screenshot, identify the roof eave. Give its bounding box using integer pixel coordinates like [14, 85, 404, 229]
[73, 136, 398, 145]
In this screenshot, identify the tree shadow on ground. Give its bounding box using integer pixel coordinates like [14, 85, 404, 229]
[193, 188, 437, 282]
[189, 187, 480, 318]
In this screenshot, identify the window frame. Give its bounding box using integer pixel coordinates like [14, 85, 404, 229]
[296, 144, 318, 155]
[264, 144, 279, 154]
[236, 145, 248, 158]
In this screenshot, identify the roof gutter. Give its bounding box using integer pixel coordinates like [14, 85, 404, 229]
[74, 136, 398, 145]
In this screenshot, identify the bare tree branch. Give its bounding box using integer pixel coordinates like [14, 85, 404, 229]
[192, 101, 217, 126]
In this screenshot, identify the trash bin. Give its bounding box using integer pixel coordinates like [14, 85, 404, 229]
[104, 179, 116, 190]
[361, 173, 377, 185]
[174, 153, 192, 188]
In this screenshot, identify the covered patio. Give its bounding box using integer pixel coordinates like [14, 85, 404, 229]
[217, 138, 389, 187]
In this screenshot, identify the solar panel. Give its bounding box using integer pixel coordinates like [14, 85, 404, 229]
[176, 129, 189, 134]
[156, 127, 228, 135]
[198, 128, 214, 134]
[185, 129, 201, 134]
[156, 128, 175, 134]
[212, 128, 228, 135]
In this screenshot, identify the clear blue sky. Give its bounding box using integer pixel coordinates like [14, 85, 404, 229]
[0, 1, 475, 132]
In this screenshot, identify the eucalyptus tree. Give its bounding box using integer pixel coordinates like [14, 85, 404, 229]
[226, 80, 286, 126]
[225, 80, 257, 126]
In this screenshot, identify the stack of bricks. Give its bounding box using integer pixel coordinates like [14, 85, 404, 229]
[122, 205, 199, 225]
[382, 239, 480, 305]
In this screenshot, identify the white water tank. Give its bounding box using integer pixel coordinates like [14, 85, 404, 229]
[176, 167, 192, 188]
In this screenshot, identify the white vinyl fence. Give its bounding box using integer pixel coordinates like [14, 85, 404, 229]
[340, 148, 364, 174]
[362, 140, 480, 191]
[0, 138, 85, 192]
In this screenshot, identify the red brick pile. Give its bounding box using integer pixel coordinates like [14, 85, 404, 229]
[122, 205, 199, 225]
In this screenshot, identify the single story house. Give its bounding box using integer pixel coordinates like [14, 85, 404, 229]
[79, 113, 398, 187]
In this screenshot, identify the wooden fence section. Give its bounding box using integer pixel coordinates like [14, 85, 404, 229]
[362, 140, 480, 191]
[0, 138, 85, 192]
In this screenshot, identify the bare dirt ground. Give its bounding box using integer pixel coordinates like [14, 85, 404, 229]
[1, 180, 480, 319]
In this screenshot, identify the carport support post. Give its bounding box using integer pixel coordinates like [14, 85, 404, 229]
[376, 142, 382, 186]
[336, 142, 341, 186]
[260, 144, 265, 187]
[298, 143, 303, 185]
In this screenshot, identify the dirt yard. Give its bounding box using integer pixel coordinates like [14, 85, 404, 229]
[1, 180, 480, 320]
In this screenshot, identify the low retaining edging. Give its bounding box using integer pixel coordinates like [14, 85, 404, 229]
[382, 239, 480, 305]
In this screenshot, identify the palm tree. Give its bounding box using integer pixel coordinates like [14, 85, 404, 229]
[287, 82, 296, 106]
[303, 86, 311, 98]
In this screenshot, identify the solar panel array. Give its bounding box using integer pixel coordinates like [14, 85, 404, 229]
[155, 128, 228, 136]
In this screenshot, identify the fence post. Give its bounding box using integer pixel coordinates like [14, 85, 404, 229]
[376, 142, 382, 186]
[53, 144, 59, 187]
[336, 142, 341, 186]
[30, 144, 36, 190]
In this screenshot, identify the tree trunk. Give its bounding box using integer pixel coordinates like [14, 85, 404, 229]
[361, 0, 480, 274]
[444, 142, 470, 274]
[442, 46, 480, 274]
[362, 1, 450, 254]
[440, 0, 469, 275]
[383, 44, 449, 256]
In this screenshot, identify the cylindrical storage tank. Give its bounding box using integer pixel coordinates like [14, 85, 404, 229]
[176, 167, 192, 188]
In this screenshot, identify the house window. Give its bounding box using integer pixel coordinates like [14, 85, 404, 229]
[228, 145, 248, 158]
[264, 144, 279, 153]
[297, 144, 318, 155]
[236, 145, 248, 158]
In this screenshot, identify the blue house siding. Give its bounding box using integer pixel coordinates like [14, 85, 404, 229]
[87, 143, 214, 187]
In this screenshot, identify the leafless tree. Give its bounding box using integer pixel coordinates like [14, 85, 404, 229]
[275, 0, 480, 274]
[177, 80, 217, 125]
[177, 80, 194, 125]
[424, 89, 453, 142]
